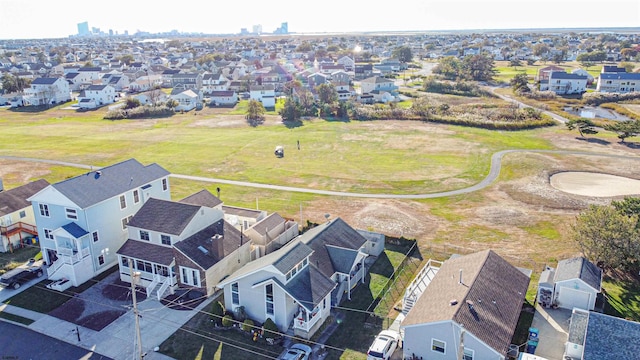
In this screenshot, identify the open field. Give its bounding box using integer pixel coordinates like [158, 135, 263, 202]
[2, 93, 640, 357]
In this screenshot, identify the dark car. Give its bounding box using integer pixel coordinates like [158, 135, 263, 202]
[0, 262, 44, 290]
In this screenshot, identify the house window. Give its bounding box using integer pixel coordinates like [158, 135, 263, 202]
[44, 228, 54, 240]
[231, 282, 240, 305]
[162, 178, 168, 191]
[161, 234, 171, 245]
[121, 216, 132, 230]
[140, 230, 150, 241]
[463, 348, 474, 360]
[286, 272, 292, 281]
[19, 210, 26, 218]
[39, 203, 50, 217]
[136, 260, 153, 273]
[180, 266, 201, 287]
[65, 208, 78, 220]
[432, 339, 446, 354]
[133, 190, 140, 204]
[266, 284, 274, 315]
[121, 256, 129, 268]
[119, 195, 126, 209]
[98, 255, 105, 266]
[92, 231, 99, 242]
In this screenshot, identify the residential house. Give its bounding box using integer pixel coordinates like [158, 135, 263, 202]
[535, 65, 564, 82]
[596, 71, 640, 93]
[543, 71, 587, 95]
[23, 77, 71, 106]
[217, 217, 368, 339]
[65, 72, 84, 91]
[116, 197, 251, 299]
[161, 69, 181, 87]
[336, 56, 355, 71]
[537, 256, 601, 311]
[209, 91, 238, 106]
[76, 67, 103, 82]
[243, 212, 299, 259]
[330, 70, 351, 85]
[202, 73, 229, 94]
[354, 64, 373, 80]
[77, 84, 116, 109]
[360, 76, 397, 95]
[222, 205, 267, 231]
[171, 72, 203, 91]
[250, 84, 276, 108]
[0, 179, 49, 253]
[401, 250, 531, 360]
[307, 72, 328, 87]
[28, 159, 171, 288]
[170, 89, 201, 111]
[335, 84, 354, 101]
[565, 309, 640, 360]
[101, 74, 129, 91]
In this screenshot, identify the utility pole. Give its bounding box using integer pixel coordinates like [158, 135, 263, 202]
[129, 258, 144, 360]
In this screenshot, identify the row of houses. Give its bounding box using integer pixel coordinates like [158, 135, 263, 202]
[538, 65, 640, 95]
[2, 158, 384, 339]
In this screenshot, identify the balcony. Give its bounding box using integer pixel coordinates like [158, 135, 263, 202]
[57, 246, 90, 264]
[293, 308, 322, 333]
[0, 222, 38, 237]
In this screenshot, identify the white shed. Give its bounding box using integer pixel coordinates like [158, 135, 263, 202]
[548, 257, 602, 311]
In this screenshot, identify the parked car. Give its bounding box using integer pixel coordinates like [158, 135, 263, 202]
[0, 260, 44, 290]
[367, 330, 400, 360]
[278, 343, 312, 360]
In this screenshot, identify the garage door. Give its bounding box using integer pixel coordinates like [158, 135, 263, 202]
[557, 287, 590, 310]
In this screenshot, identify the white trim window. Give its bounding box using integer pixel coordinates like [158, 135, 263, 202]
[180, 266, 201, 287]
[65, 208, 78, 220]
[119, 195, 127, 209]
[140, 230, 150, 241]
[265, 284, 274, 316]
[121, 215, 132, 230]
[39, 203, 50, 217]
[231, 282, 240, 305]
[133, 189, 140, 204]
[161, 234, 171, 245]
[432, 339, 446, 354]
[92, 231, 99, 242]
[98, 254, 105, 266]
[463, 348, 474, 360]
[43, 228, 54, 240]
[162, 178, 168, 191]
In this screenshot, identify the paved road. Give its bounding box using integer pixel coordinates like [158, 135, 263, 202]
[0, 321, 111, 359]
[3, 150, 640, 199]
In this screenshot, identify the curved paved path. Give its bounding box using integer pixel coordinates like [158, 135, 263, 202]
[3, 150, 640, 199]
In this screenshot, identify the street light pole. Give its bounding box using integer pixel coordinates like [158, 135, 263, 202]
[129, 258, 144, 360]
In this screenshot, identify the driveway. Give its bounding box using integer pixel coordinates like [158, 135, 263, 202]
[530, 305, 572, 359]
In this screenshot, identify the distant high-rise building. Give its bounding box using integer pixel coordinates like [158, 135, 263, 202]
[240, 28, 249, 35]
[281, 22, 288, 34]
[252, 24, 262, 34]
[124, 30, 129, 36]
[77, 21, 89, 36]
[109, 29, 114, 36]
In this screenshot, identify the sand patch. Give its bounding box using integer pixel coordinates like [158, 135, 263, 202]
[550, 172, 640, 197]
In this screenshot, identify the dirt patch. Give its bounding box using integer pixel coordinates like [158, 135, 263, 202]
[0, 160, 53, 186]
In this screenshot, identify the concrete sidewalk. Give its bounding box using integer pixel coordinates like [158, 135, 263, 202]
[0, 292, 216, 360]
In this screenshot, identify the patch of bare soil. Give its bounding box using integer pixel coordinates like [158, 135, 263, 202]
[0, 160, 52, 186]
[190, 114, 282, 128]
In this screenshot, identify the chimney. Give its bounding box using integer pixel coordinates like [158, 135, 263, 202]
[210, 234, 224, 260]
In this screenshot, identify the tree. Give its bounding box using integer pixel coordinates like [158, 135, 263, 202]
[510, 73, 530, 93]
[166, 99, 179, 109]
[432, 56, 461, 80]
[279, 97, 301, 122]
[246, 99, 265, 122]
[147, 89, 164, 107]
[533, 43, 550, 57]
[566, 118, 598, 138]
[461, 54, 495, 81]
[118, 54, 135, 65]
[392, 46, 413, 63]
[124, 98, 141, 109]
[1, 73, 30, 93]
[296, 41, 312, 52]
[572, 204, 640, 270]
[509, 59, 522, 69]
[315, 83, 338, 105]
[619, 62, 636, 73]
[604, 120, 640, 143]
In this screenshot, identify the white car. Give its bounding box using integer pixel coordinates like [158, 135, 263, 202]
[278, 343, 312, 360]
[367, 330, 400, 360]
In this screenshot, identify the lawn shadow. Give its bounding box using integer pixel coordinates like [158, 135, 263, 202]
[283, 119, 304, 128]
[368, 252, 394, 278]
[9, 105, 50, 113]
[621, 141, 640, 149]
[603, 269, 640, 321]
[575, 137, 611, 145]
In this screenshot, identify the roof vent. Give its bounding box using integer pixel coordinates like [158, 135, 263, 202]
[450, 299, 458, 306]
[197, 246, 209, 254]
[94, 171, 102, 179]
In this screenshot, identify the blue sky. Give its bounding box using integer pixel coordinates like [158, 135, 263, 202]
[0, 0, 638, 39]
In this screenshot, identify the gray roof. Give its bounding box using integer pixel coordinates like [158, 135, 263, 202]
[117, 239, 174, 265]
[567, 309, 589, 345]
[325, 245, 359, 274]
[0, 179, 49, 216]
[128, 198, 200, 236]
[549, 71, 587, 80]
[273, 242, 314, 274]
[86, 84, 108, 91]
[179, 189, 222, 208]
[62, 222, 88, 238]
[279, 265, 336, 311]
[583, 312, 640, 359]
[298, 217, 367, 278]
[401, 250, 530, 356]
[174, 219, 243, 269]
[222, 205, 264, 219]
[31, 77, 58, 85]
[250, 213, 285, 236]
[50, 159, 169, 209]
[600, 72, 640, 80]
[554, 257, 602, 291]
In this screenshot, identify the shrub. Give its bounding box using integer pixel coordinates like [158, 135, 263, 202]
[210, 301, 224, 325]
[242, 319, 254, 332]
[583, 91, 640, 106]
[222, 314, 234, 327]
[262, 318, 279, 338]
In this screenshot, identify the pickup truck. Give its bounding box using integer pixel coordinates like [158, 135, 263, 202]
[0, 260, 44, 290]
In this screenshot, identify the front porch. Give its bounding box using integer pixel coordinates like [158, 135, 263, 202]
[46, 224, 94, 287]
[117, 239, 178, 300]
[292, 306, 325, 339]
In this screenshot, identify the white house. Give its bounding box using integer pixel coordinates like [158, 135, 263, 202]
[209, 91, 238, 106]
[28, 159, 171, 288]
[23, 77, 71, 106]
[336, 56, 355, 71]
[0, 179, 49, 253]
[359, 76, 398, 98]
[202, 73, 229, 94]
[538, 256, 602, 311]
[545, 71, 587, 95]
[171, 89, 201, 111]
[597, 71, 640, 93]
[116, 195, 251, 299]
[217, 217, 368, 339]
[401, 250, 531, 360]
[77, 84, 116, 109]
[249, 84, 275, 108]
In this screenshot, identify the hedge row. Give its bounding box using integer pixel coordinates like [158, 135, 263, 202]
[104, 106, 174, 120]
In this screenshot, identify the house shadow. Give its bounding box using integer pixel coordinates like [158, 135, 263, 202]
[9, 105, 50, 113]
[603, 270, 640, 320]
[368, 252, 394, 278]
[575, 137, 610, 145]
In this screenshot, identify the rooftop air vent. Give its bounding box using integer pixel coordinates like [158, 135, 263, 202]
[197, 246, 209, 254]
[450, 299, 458, 306]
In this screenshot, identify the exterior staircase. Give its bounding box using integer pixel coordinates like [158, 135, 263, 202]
[402, 259, 442, 316]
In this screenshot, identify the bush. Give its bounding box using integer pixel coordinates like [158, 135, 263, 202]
[210, 301, 224, 325]
[262, 317, 279, 338]
[222, 314, 234, 327]
[103, 105, 174, 120]
[234, 306, 247, 322]
[583, 91, 640, 106]
[242, 319, 254, 332]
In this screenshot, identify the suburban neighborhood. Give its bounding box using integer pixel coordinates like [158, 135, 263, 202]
[2, 16, 640, 360]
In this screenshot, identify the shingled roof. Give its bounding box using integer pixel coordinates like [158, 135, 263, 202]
[127, 198, 200, 236]
[554, 256, 602, 291]
[0, 179, 49, 216]
[174, 219, 243, 269]
[401, 250, 530, 356]
[179, 189, 222, 208]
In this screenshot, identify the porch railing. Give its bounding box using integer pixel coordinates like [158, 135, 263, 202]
[293, 310, 322, 332]
[0, 222, 38, 236]
[146, 273, 161, 298]
[157, 276, 173, 300]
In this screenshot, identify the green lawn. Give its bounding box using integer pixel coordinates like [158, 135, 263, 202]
[602, 271, 640, 322]
[0, 311, 35, 325]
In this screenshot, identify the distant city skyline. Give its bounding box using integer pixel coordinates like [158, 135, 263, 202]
[0, 0, 639, 40]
